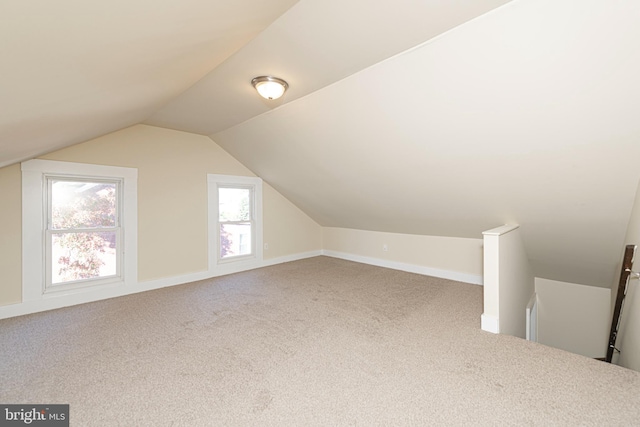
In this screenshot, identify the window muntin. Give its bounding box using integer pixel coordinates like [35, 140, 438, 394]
[45, 177, 122, 289]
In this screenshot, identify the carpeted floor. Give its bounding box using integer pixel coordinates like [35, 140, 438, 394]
[1, 256, 639, 426]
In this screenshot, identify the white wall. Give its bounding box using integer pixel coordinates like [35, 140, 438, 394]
[0, 124, 323, 313]
[0, 124, 489, 318]
[615, 179, 640, 370]
[0, 164, 22, 306]
[322, 227, 483, 284]
[482, 224, 534, 337]
[536, 278, 610, 359]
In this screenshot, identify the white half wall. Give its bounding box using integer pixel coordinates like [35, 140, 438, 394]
[535, 277, 610, 359]
[482, 224, 534, 337]
[322, 227, 483, 284]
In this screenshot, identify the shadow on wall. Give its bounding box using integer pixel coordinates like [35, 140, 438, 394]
[535, 278, 610, 359]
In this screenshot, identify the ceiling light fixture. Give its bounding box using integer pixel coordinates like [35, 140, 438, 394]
[251, 76, 288, 100]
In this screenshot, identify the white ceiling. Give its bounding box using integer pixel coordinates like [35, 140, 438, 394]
[0, 0, 298, 167]
[212, 0, 640, 287]
[145, 0, 511, 135]
[3, 0, 640, 287]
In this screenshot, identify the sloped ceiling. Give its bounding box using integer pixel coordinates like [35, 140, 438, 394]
[211, 0, 640, 287]
[145, 0, 512, 134]
[0, 0, 298, 167]
[3, 0, 640, 287]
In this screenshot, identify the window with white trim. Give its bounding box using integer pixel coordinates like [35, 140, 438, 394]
[207, 175, 262, 270]
[22, 160, 137, 301]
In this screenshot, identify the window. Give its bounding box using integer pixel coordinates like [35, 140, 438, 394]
[219, 186, 254, 260]
[208, 175, 262, 270]
[46, 177, 121, 291]
[22, 160, 137, 301]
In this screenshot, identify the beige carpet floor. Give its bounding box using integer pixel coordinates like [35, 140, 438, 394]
[1, 256, 640, 426]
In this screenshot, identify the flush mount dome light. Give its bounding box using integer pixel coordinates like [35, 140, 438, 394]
[251, 76, 288, 100]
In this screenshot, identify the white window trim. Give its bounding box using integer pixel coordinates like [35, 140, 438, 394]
[207, 174, 263, 274]
[22, 159, 138, 302]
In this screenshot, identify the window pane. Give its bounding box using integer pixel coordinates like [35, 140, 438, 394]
[51, 231, 117, 284]
[219, 188, 250, 222]
[220, 223, 252, 258]
[51, 180, 117, 229]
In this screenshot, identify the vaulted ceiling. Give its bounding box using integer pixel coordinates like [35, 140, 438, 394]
[0, 0, 299, 165]
[3, 0, 640, 287]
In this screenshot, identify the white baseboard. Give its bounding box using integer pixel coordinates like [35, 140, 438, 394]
[0, 270, 210, 320]
[321, 250, 483, 285]
[481, 313, 500, 334]
[0, 250, 323, 320]
[262, 250, 323, 268]
[0, 249, 478, 320]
